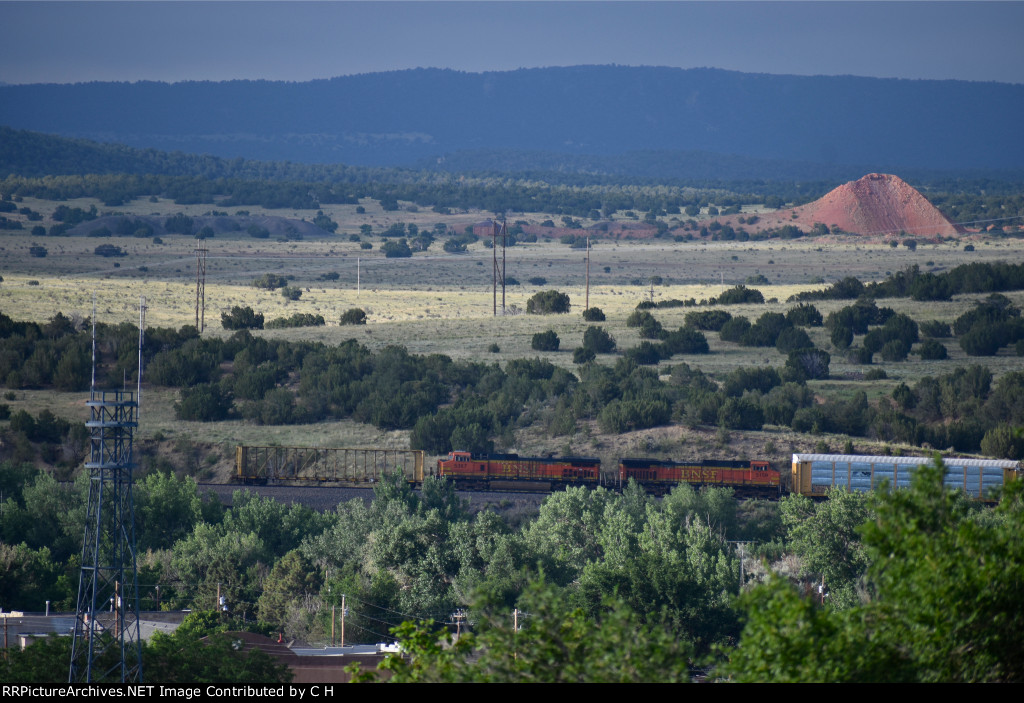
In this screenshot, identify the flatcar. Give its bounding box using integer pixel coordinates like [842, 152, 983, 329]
[437, 451, 602, 491]
[619, 457, 780, 497]
[235, 445, 425, 484]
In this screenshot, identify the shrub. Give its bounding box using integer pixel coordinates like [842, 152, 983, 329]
[864, 368, 888, 380]
[712, 285, 764, 305]
[253, 274, 287, 290]
[582, 307, 605, 322]
[959, 324, 1007, 356]
[174, 383, 232, 422]
[916, 339, 948, 360]
[723, 367, 781, 397]
[313, 211, 338, 233]
[221, 306, 264, 330]
[920, 320, 951, 338]
[848, 346, 874, 365]
[626, 310, 656, 328]
[719, 316, 752, 343]
[487, 343, 500, 353]
[879, 339, 910, 362]
[528, 277, 548, 286]
[785, 303, 823, 327]
[685, 310, 731, 331]
[526, 290, 571, 314]
[831, 324, 854, 349]
[531, 330, 560, 352]
[573, 347, 596, 364]
[742, 312, 791, 347]
[582, 326, 616, 354]
[775, 327, 813, 354]
[280, 286, 302, 301]
[980, 423, 1024, 459]
[381, 239, 412, 258]
[165, 213, 194, 235]
[624, 341, 661, 365]
[29, 245, 47, 258]
[265, 313, 325, 329]
[660, 327, 709, 355]
[785, 348, 831, 381]
[340, 308, 367, 325]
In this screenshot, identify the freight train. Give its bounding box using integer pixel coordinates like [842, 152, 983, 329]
[235, 445, 1020, 501]
[435, 451, 1018, 500]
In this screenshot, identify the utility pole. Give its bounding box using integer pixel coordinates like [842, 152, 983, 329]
[492, 219, 507, 315]
[585, 236, 591, 311]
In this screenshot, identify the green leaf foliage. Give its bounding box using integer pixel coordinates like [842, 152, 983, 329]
[723, 458, 1024, 682]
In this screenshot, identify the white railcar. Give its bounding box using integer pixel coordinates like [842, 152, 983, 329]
[791, 453, 1020, 500]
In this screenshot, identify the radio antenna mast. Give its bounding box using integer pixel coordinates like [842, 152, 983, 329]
[137, 296, 146, 405]
[70, 300, 144, 683]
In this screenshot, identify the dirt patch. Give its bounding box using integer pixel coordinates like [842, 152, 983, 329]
[717, 173, 963, 239]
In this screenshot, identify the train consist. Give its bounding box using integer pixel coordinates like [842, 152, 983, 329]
[236, 445, 1019, 501]
[436, 451, 1017, 500]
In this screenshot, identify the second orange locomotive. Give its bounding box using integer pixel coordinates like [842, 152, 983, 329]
[437, 451, 779, 496]
[618, 457, 780, 497]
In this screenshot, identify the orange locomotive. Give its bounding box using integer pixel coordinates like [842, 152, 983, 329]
[437, 451, 602, 491]
[619, 457, 780, 497]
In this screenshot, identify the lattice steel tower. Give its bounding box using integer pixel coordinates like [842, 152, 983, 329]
[195, 246, 208, 332]
[69, 302, 144, 682]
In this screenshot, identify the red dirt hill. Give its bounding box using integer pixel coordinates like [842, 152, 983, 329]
[791, 173, 963, 237]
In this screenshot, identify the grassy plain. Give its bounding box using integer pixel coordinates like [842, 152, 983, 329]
[3, 196, 1023, 477]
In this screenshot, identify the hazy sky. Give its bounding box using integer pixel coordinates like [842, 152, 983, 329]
[1, 1, 1022, 85]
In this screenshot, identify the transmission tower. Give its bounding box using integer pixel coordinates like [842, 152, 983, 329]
[194, 246, 208, 332]
[69, 301, 144, 683]
[492, 219, 507, 315]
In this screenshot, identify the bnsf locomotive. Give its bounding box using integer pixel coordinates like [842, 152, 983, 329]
[618, 457, 780, 497]
[436, 451, 602, 491]
[437, 451, 779, 496]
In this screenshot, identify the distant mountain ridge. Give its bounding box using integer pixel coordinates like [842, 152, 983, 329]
[1, 66, 1022, 175]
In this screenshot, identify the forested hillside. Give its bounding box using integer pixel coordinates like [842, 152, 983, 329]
[3, 66, 1023, 172]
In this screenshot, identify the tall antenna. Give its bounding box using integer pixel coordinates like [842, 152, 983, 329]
[492, 218, 507, 316]
[70, 301, 144, 683]
[137, 296, 146, 405]
[90, 294, 96, 401]
[194, 245, 207, 332]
